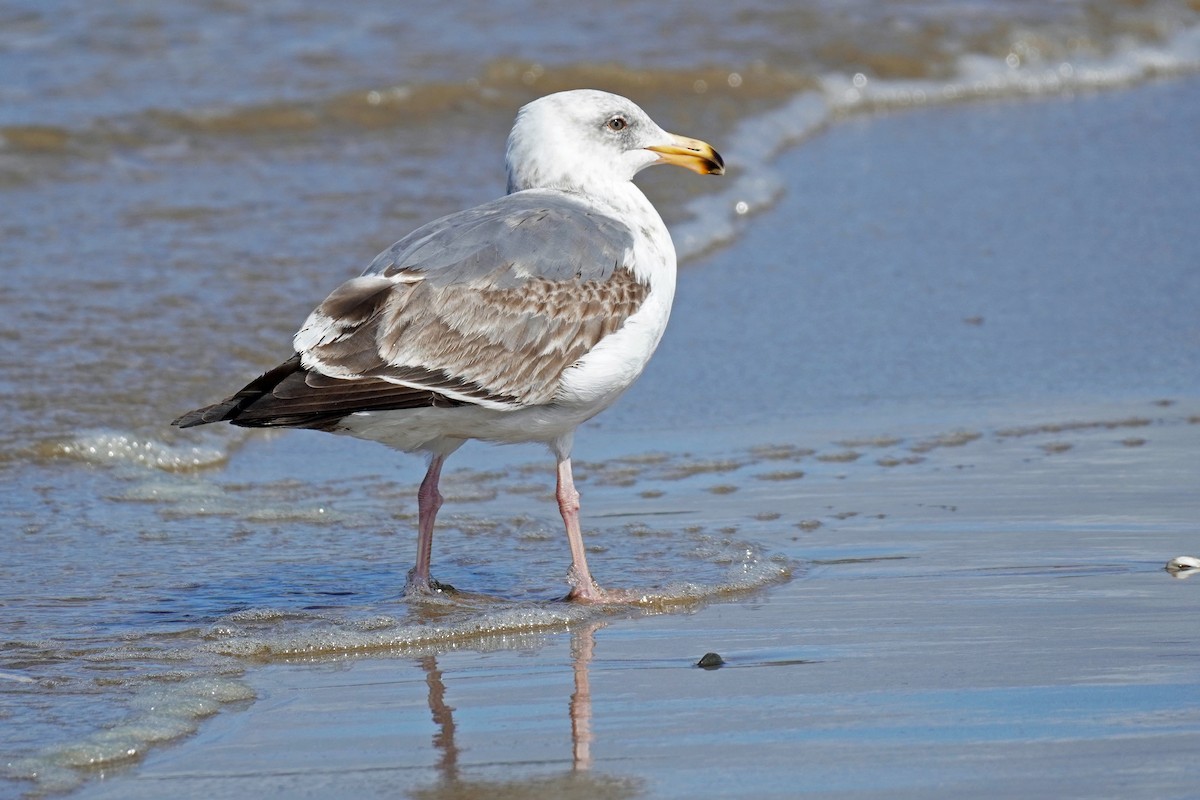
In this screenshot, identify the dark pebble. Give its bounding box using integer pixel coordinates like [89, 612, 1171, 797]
[697, 652, 725, 669]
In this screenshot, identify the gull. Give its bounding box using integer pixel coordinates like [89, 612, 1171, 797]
[173, 89, 724, 602]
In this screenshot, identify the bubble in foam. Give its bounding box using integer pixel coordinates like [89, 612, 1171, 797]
[45, 430, 227, 472]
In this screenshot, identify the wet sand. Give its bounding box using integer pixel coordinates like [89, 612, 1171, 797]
[73, 80, 1200, 799]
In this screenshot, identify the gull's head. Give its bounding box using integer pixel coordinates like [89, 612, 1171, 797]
[506, 89, 724, 194]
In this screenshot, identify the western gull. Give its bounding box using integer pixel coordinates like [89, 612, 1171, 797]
[173, 89, 724, 602]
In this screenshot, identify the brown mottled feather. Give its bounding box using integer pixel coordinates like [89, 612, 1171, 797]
[305, 267, 648, 407]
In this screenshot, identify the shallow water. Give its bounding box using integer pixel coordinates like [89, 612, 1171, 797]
[3, 0, 1200, 796]
[62, 402, 1200, 799]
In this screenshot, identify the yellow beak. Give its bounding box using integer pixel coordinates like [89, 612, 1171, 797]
[647, 134, 725, 175]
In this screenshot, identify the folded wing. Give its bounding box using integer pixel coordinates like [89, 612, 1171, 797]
[174, 193, 650, 430]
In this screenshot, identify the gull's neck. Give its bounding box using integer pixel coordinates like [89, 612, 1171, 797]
[509, 174, 658, 222]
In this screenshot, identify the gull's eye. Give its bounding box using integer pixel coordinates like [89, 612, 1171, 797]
[606, 116, 628, 132]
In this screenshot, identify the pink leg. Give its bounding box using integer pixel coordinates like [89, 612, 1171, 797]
[558, 456, 605, 602]
[407, 453, 449, 595]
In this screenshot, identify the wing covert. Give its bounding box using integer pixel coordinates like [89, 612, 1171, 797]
[293, 192, 648, 409]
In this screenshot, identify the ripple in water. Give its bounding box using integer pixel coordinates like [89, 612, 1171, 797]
[2, 521, 791, 794]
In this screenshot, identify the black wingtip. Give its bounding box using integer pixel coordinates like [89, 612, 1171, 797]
[171, 411, 203, 428]
[171, 402, 237, 429]
[171, 354, 305, 429]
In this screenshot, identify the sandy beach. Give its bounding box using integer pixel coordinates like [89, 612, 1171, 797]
[58, 75, 1200, 800]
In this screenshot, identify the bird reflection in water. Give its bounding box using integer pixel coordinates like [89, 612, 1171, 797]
[409, 621, 639, 799]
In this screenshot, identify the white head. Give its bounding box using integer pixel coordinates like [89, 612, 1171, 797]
[505, 89, 723, 194]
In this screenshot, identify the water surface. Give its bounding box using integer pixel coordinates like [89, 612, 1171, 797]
[3, 1, 1200, 795]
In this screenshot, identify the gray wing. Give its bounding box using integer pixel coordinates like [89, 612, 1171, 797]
[366, 192, 633, 286]
[291, 191, 648, 410]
